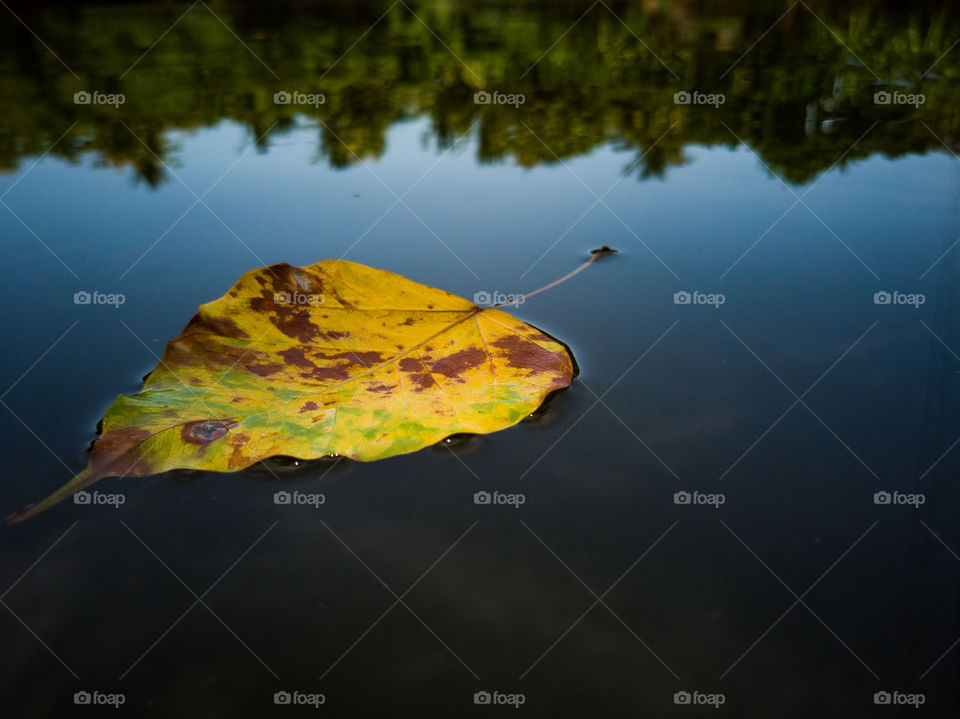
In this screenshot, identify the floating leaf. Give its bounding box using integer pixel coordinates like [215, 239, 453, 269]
[6, 260, 579, 523]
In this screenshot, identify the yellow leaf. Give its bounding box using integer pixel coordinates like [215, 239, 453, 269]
[6, 260, 574, 523]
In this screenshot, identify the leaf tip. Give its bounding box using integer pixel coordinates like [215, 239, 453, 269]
[4, 503, 36, 526]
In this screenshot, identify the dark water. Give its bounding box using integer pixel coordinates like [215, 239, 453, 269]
[2, 0, 960, 715]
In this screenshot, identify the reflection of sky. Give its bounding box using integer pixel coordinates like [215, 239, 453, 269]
[3, 118, 956, 308]
[1, 116, 959, 715]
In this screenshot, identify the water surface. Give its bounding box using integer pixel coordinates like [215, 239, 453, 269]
[1, 1, 959, 715]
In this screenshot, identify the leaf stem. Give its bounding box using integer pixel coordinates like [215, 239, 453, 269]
[492, 246, 616, 308]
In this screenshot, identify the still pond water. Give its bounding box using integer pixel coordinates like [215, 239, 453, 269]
[1, 0, 960, 715]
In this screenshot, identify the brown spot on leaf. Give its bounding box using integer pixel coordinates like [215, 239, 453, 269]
[277, 349, 386, 384]
[270, 307, 321, 343]
[330, 350, 384, 367]
[206, 315, 248, 339]
[279, 347, 314, 368]
[181, 419, 237, 445]
[200, 350, 235, 368]
[305, 366, 351, 382]
[491, 335, 562, 372]
[431, 347, 486, 378]
[396, 356, 434, 390]
[367, 383, 396, 394]
[181, 312, 249, 339]
[264, 263, 290, 281]
[409, 373, 436, 391]
[526, 331, 554, 344]
[399, 358, 421, 373]
[249, 296, 272, 313]
[246, 362, 283, 377]
[299, 401, 319, 413]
